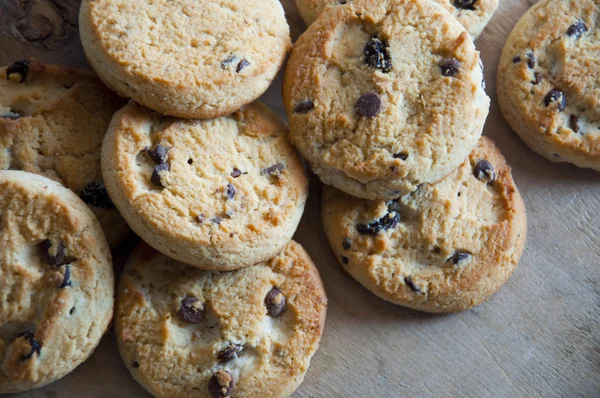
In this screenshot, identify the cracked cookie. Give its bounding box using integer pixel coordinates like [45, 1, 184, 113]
[0, 61, 129, 248]
[0, 171, 114, 393]
[101, 101, 308, 271]
[283, 0, 490, 200]
[116, 241, 327, 398]
[79, 0, 291, 119]
[295, 0, 498, 38]
[322, 137, 527, 312]
[497, 0, 600, 171]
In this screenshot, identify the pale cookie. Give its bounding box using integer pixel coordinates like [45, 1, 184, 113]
[295, 0, 498, 38]
[283, 0, 490, 200]
[116, 241, 327, 398]
[0, 171, 114, 393]
[102, 101, 308, 271]
[0, 61, 130, 248]
[79, 0, 291, 119]
[497, 0, 600, 171]
[322, 137, 527, 312]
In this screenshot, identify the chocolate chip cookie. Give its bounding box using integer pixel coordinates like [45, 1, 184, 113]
[322, 137, 527, 312]
[283, 0, 490, 200]
[101, 101, 308, 271]
[0, 61, 129, 248]
[116, 241, 327, 398]
[79, 0, 291, 119]
[295, 0, 498, 38]
[497, 0, 600, 171]
[0, 171, 114, 393]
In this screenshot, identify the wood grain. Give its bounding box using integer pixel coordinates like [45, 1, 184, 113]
[2, 0, 599, 397]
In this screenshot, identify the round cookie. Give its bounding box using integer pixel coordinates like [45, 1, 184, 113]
[497, 0, 600, 171]
[116, 241, 327, 398]
[79, 0, 291, 119]
[0, 171, 114, 393]
[102, 100, 308, 271]
[322, 137, 527, 313]
[0, 61, 130, 248]
[295, 0, 498, 38]
[283, 0, 490, 200]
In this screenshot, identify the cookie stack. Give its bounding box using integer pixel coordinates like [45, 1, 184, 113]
[284, 0, 527, 312]
[0, 0, 327, 396]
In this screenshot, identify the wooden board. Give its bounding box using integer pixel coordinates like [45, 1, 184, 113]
[2, 0, 599, 396]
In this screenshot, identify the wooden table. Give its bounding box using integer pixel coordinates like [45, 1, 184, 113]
[2, 0, 599, 396]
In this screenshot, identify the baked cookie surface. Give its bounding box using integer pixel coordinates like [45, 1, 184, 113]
[295, 0, 499, 38]
[79, 0, 291, 119]
[0, 61, 129, 248]
[497, 0, 600, 171]
[0, 171, 114, 393]
[284, 0, 490, 200]
[102, 101, 308, 271]
[116, 241, 327, 398]
[322, 137, 527, 312]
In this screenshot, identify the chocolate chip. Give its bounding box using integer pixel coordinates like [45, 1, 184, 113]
[569, 115, 580, 133]
[18, 332, 42, 360]
[532, 71, 543, 85]
[131, 361, 140, 368]
[567, 20, 587, 38]
[454, 0, 476, 10]
[208, 370, 235, 398]
[147, 144, 169, 165]
[357, 201, 401, 235]
[526, 52, 536, 69]
[225, 183, 236, 200]
[294, 101, 315, 114]
[341, 256, 349, 264]
[473, 160, 495, 183]
[231, 168, 243, 178]
[236, 59, 250, 73]
[264, 287, 286, 317]
[447, 251, 472, 266]
[151, 162, 170, 187]
[544, 89, 566, 111]
[439, 58, 460, 77]
[363, 37, 392, 73]
[356, 93, 382, 118]
[6, 60, 29, 83]
[178, 296, 205, 324]
[188, 158, 193, 165]
[59, 265, 72, 288]
[218, 343, 243, 363]
[262, 163, 285, 176]
[404, 277, 421, 293]
[221, 56, 238, 69]
[393, 152, 408, 160]
[512, 56, 521, 63]
[342, 238, 352, 250]
[69, 307, 75, 315]
[80, 182, 114, 209]
[38, 240, 74, 266]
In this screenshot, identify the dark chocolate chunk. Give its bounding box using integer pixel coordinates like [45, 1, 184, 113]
[393, 152, 408, 160]
[294, 101, 315, 114]
[512, 56, 521, 63]
[38, 240, 74, 266]
[356, 92, 382, 118]
[188, 158, 194, 165]
[236, 59, 250, 73]
[151, 162, 170, 187]
[178, 296, 205, 324]
[447, 251, 472, 266]
[262, 163, 285, 176]
[225, 183, 236, 200]
[544, 90, 566, 111]
[80, 182, 115, 209]
[454, 0, 476, 10]
[131, 361, 140, 368]
[473, 160, 495, 183]
[208, 370, 235, 398]
[567, 20, 587, 38]
[341, 256, 349, 264]
[342, 238, 352, 250]
[532, 71, 543, 85]
[569, 115, 580, 133]
[231, 168, 243, 178]
[69, 307, 75, 315]
[404, 277, 421, 293]
[439, 58, 460, 77]
[59, 265, 72, 288]
[357, 201, 401, 235]
[6, 60, 29, 83]
[221, 56, 238, 69]
[147, 144, 169, 165]
[526, 52, 536, 69]
[218, 343, 243, 363]
[18, 332, 42, 360]
[363, 37, 392, 73]
[264, 287, 286, 317]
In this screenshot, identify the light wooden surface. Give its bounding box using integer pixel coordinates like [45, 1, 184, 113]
[2, 0, 599, 397]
